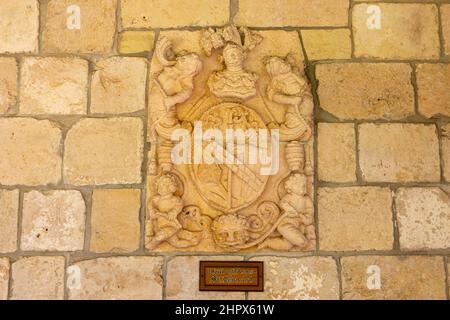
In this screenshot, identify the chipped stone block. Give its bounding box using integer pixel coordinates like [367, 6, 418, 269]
[64, 118, 144, 185]
[341, 256, 447, 300]
[118, 31, 155, 55]
[21, 190, 86, 251]
[316, 63, 414, 120]
[416, 64, 450, 118]
[396, 188, 450, 250]
[358, 124, 440, 183]
[67, 257, 164, 300]
[0, 190, 19, 253]
[90, 189, 141, 253]
[318, 187, 393, 251]
[0, 118, 62, 186]
[20, 57, 88, 115]
[11, 256, 65, 300]
[0, 58, 18, 115]
[91, 57, 147, 114]
[301, 29, 351, 60]
[0, 0, 39, 53]
[248, 257, 339, 300]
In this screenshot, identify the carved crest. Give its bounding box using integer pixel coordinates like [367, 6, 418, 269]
[146, 26, 315, 252]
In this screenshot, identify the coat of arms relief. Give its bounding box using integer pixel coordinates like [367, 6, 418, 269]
[146, 26, 315, 252]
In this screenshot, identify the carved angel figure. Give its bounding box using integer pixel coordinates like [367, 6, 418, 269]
[265, 56, 313, 141]
[201, 25, 262, 100]
[258, 173, 315, 250]
[149, 37, 203, 174]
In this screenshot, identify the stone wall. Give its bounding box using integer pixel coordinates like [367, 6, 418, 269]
[0, 0, 449, 300]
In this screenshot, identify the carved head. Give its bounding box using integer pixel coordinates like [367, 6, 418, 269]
[178, 205, 204, 232]
[222, 44, 245, 69]
[156, 173, 178, 196]
[176, 53, 203, 77]
[285, 173, 307, 196]
[264, 56, 292, 76]
[211, 214, 250, 248]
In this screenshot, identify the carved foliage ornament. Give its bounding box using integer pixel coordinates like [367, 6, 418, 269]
[146, 25, 315, 252]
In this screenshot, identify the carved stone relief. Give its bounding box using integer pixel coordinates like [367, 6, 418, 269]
[146, 26, 315, 252]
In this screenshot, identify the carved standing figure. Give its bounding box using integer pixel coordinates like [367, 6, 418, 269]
[149, 37, 203, 174]
[258, 173, 315, 250]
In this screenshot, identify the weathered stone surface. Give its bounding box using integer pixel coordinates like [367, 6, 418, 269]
[20, 57, 88, 115]
[118, 31, 155, 55]
[0, 0, 39, 53]
[443, 124, 450, 182]
[21, 190, 86, 251]
[316, 63, 414, 120]
[43, 0, 116, 54]
[0, 118, 62, 186]
[353, 3, 440, 59]
[64, 118, 144, 185]
[318, 123, 356, 182]
[341, 256, 447, 300]
[90, 189, 141, 253]
[396, 188, 450, 250]
[121, 0, 228, 28]
[0, 258, 9, 300]
[68, 257, 163, 300]
[0, 190, 19, 253]
[301, 29, 351, 60]
[11, 256, 65, 300]
[0, 58, 18, 114]
[248, 257, 339, 300]
[236, 0, 349, 27]
[318, 187, 393, 251]
[416, 64, 450, 118]
[91, 57, 147, 114]
[358, 124, 440, 182]
[442, 5, 450, 56]
[166, 256, 245, 300]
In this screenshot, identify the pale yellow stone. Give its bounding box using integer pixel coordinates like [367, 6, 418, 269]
[301, 29, 351, 60]
[0, 190, 19, 253]
[316, 63, 414, 120]
[248, 257, 339, 300]
[91, 57, 147, 114]
[11, 256, 65, 300]
[121, 0, 228, 28]
[21, 190, 86, 251]
[0, 58, 18, 114]
[0, 0, 39, 53]
[20, 57, 88, 115]
[396, 188, 450, 250]
[358, 124, 440, 183]
[318, 187, 393, 251]
[43, 0, 116, 53]
[416, 64, 450, 118]
[341, 256, 447, 300]
[64, 118, 144, 185]
[90, 189, 141, 253]
[0, 118, 62, 186]
[442, 5, 450, 56]
[166, 256, 245, 300]
[0, 258, 9, 300]
[443, 124, 450, 182]
[236, 0, 349, 27]
[353, 3, 440, 59]
[318, 123, 356, 182]
[118, 31, 155, 54]
[68, 257, 163, 300]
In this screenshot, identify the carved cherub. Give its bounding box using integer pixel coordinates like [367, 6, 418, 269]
[258, 173, 315, 250]
[264, 56, 313, 141]
[147, 174, 184, 249]
[149, 37, 203, 174]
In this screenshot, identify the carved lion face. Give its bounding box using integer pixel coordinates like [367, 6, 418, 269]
[211, 214, 250, 248]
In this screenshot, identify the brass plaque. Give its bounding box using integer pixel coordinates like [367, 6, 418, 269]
[199, 261, 264, 291]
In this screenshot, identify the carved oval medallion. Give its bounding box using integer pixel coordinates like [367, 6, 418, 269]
[190, 102, 270, 213]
